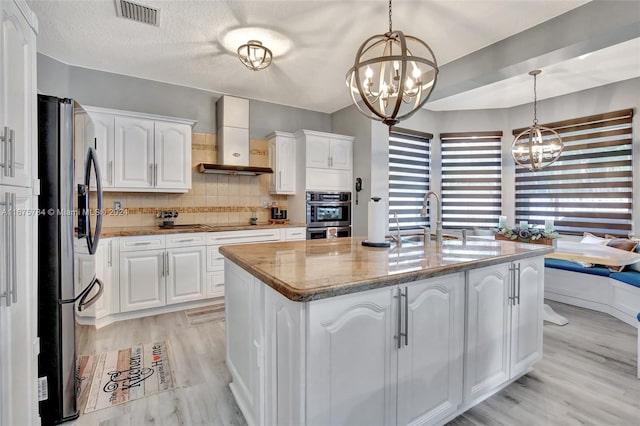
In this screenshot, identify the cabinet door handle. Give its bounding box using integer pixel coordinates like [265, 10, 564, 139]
[131, 241, 152, 246]
[0, 126, 7, 176]
[8, 129, 15, 177]
[154, 163, 158, 187]
[516, 263, 521, 305]
[176, 238, 197, 243]
[161, 252, 165, 277]
[508, 265, 515, 305]
[108, 160, 113, 184]
[149, 164, 154, 186]
[395, 288, 402, 349]
[2, 193, 11, 306]
[10, 193, 16, 303]
[402, 286, 409, 346]
[278, 171, 282, 188]
[165, 252, 170, 275]
[108, 240, 113, 266]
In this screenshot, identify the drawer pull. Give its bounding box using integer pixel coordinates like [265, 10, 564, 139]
[176, 238, 197, 243]
[131, 241, 152, 246]
[213, 233, 277, 241]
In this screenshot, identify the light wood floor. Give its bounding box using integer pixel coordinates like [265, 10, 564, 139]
[73, 301, 639, 425]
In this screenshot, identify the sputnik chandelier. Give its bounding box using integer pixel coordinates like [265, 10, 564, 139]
[346, 0, 439, 126]
[237, 40, 272, 71]
[511, 70, 563, 171]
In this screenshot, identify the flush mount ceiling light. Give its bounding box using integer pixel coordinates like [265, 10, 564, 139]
[346, 0, 439, 126]
[237, 40, 272, 71]
[511, 70, 564, 171]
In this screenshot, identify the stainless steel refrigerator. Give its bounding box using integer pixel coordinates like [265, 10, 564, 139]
[37, 95, 104, 424]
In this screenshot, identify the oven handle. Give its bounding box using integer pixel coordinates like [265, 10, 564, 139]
[307, 201, 351, 206]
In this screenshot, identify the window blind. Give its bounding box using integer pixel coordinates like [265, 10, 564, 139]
[388, 128, 432, 231]
[514, 108, 633, 237]
[440, 131, 503, 229]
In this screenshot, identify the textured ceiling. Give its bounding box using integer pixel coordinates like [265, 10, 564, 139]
[28, 0, 613, 113]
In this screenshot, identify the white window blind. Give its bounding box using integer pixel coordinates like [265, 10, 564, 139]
[440, 131, 503, 229]
[514, 108, 633, 237]
[388, 128, 432, 231]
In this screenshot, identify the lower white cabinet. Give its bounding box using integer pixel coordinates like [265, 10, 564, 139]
[119, 237, 208, 312]
[119, 248, 166, 312]
[465, 258, 543, 402]
[306, 274, 464, 426]
[166, 246, 206, 304]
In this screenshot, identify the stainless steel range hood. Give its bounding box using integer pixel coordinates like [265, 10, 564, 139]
[198, 163, 273, 176]
[198, 95, 273, 176]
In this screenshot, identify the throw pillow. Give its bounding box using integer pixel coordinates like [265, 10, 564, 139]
[604, 238, 639, 272]
[581, 232, 612, 245]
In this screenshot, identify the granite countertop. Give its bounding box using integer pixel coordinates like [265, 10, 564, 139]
[219, 237, 555, 302]
[100, 222, 306, 237]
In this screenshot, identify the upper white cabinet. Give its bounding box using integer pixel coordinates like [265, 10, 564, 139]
[0, 0, 36, 188]
[75, 106, 195, 193]
[295, 129, 354, 192]
[155, 122, 192, 191]
[267, 131, 296, 194]
[114, 116, 155, 189]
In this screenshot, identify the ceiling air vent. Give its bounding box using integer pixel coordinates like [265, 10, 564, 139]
[115, 0, 160, 26]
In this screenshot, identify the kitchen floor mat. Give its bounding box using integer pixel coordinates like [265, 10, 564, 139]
[80, 341, 175, 413]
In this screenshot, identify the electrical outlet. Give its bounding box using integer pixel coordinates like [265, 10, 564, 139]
[262, 200, 270, 208]
[114, 200, 122, 211]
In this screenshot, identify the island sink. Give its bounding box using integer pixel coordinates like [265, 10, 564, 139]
[221, 237, 553, 426]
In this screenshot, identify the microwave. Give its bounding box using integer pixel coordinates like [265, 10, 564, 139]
[306, 191, 351, 228]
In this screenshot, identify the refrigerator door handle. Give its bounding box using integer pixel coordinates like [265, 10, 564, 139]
[0, 126, 7, 176]
[76, 276, 104, 312]
[78, 147, 103, 255]
[2, 192, 10, 306]
[10, 193, 16, 303]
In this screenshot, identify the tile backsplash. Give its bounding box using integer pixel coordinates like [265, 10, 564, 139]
[100, 132, 288, 228]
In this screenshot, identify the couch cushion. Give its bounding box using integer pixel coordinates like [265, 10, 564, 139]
[544, 258, 611, 277]
[609, 271, 640, 289]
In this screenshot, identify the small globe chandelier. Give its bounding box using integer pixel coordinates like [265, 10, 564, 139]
[346, 0, 439, 126]
[237, 40, 272, 71]
[511, 70, 563, 171]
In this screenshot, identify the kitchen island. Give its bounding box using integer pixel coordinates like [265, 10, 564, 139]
[220, 237, 554, 426]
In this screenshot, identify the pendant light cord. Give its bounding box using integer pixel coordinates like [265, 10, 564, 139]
[389, 0, 393, 32]
[533, 73, 538, 125]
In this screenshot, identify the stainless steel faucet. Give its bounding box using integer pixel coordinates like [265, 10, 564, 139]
[420, 191, 442, 244]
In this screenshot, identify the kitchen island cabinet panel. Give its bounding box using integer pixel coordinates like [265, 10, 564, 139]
[396, 274, 464, 426]
[307, 286, 398, 426]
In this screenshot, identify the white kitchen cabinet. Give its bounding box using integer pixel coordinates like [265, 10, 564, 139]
[268, 131, 296, 194]
[282, 227, 306, 241]
[74, 111, 115, 188]
[465, 258, 543, 403]
[0, 0, 36, 188]
[510, 257, 544, 377]
[396, 275, 464, 425]
[114, 115, 155, 189]
[154, 121, 192, 191]
[302, 130, 353, 171]
[295, 129, 354, 192]
[307, 285, 398, 426]
[78, 107, 195, 193]
[119, 248, 166, 312]
[166, 246, 206, 304]
[0, 187, 38, 426]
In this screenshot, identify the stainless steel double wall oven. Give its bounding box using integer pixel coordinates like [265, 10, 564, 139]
[306, 191, 352, 239]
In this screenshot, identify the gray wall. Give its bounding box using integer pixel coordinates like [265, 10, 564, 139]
[37, 53, 331, 136]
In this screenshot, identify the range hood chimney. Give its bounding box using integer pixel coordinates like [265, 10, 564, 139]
[198, 95, 273, 175]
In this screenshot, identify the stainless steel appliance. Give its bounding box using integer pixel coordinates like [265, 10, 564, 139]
[37, 95, 104, 424]
[306, 191, 351, 239]
[307, 226, 352, 240]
